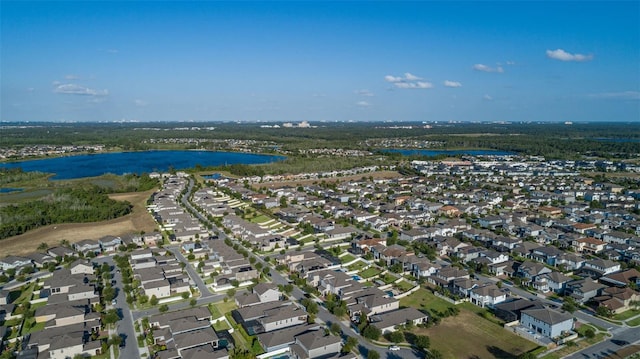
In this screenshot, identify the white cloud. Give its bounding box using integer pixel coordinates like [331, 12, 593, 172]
[134, 99, 149, 107]
[394, 81, 433, 89]
[473, 64, 504, 73]
[385, 73, 432, 89]
[546, 49, 593, 62]
[53, 83, 108, 96]
[356, 101, 371, 107]
[443, 80, 462, 88]
[483, 94, 493, 101]
[355, 89, 374, 97]
[506, 61, 515, 65]
[65, 74, 81, 80]
[588, 91, 640, 100]
[384, 75, 404, 83]
[404, 72, 421, 81]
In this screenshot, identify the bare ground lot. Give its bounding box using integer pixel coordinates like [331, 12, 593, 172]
[252, 170, 403, 189]
[0, 189, 158, 257]
[415, 311, 538, 359]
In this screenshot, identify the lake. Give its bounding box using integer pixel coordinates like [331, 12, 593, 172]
[383, 149, 515, 156]
[0, 150, 284, 180]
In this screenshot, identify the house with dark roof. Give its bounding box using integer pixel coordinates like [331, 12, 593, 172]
[494, 299, 545, 323]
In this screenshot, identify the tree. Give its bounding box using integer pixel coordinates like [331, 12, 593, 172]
[414, 335, 430, 351]
[227, 288, 236, 298]
[367, 350, 380, 359]
[103, 309, 120, 325]
[108, 334, 122, 347]
[37, 242, 48, 250]
[584, 328, 595, 339]
[596, 305, 613, 318]
[159, 304, 169, 313]
[330, 322, 341, 335]
[181, 292, 190, 299]
[190, 298, 197, 307]
[342, 336, 358, 354]
[149, 295, 159, 306]
[562, 297, 577, 313]
[387, 330, 404, 343]
[362, 325, 381, 340]
[230, 347, 256, 359]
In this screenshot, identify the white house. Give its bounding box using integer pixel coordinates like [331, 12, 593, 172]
[520, 308, 574, 339]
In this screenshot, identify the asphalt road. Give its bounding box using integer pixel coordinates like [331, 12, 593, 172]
[165, 245, 214, 298]
[93, 255, 139, 359]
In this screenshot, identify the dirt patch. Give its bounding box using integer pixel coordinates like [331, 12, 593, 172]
[0, 189, 158, 257]
[253, 170, 403, 189]
[413, 311, 537, 359]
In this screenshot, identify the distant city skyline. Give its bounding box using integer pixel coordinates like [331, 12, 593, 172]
[1, 1, 639, 123]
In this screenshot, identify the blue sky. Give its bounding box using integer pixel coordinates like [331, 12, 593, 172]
[2, 1, 639, 123]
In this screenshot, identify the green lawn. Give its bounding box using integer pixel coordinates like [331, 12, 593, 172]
[209, 300, 237, 319]
[613, 308, 640, 321]
[394, 280, 415, 292]
[399, 287, 455, 314]
[359, 267, 382, 279]
[340, 254, 356, 264]
[381, 273, 397, 284]
[627, 316, 640, 327]
[415, 310, 538, 359]
[213, 320, 231, 331]
[347, 261, 367, 271]
[251, 215, 271, 224]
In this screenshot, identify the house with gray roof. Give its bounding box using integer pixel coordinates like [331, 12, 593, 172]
[289, 331, 343, 359]
[368, 307, 429, 334]
[520, 308, 574, 339]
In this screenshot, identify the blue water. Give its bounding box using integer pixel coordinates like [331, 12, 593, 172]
[202, 173, 222, 180]
[0, 151, 284, 180]
[384, 149, 515, 156]
[0, 188, 23, 193]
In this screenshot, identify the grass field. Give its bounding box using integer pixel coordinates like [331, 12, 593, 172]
[416, 310, 538, 359]
[399, 288, 537, 358]
[0, 189, 158, 257]
[399, 288, 454, 313]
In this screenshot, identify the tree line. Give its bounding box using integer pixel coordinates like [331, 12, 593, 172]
[0, 186, 132, 239]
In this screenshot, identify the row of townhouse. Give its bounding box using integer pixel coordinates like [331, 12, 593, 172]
[304, 268, 429, 334]
[148, 307, 229, 359]
[130, 249, 191, 299]
[230, 284, 354, 359]
[17, 260, 104, 359]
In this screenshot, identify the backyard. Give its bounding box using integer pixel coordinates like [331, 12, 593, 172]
[400, 288, 539, 359]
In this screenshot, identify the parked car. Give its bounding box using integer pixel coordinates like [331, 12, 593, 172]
[388, 345, 400, 351]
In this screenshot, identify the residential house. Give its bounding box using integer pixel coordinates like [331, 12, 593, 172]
[520, 308, 574, 339]
[73, 239, 101, 256]
[581, 259, 621, 278]
[566, 279, 606, 303]
[571, 237, 606, 254]
[469, 284, 507, 308]
[368, 307, 429, 334]
[289, 331, 343, 359]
